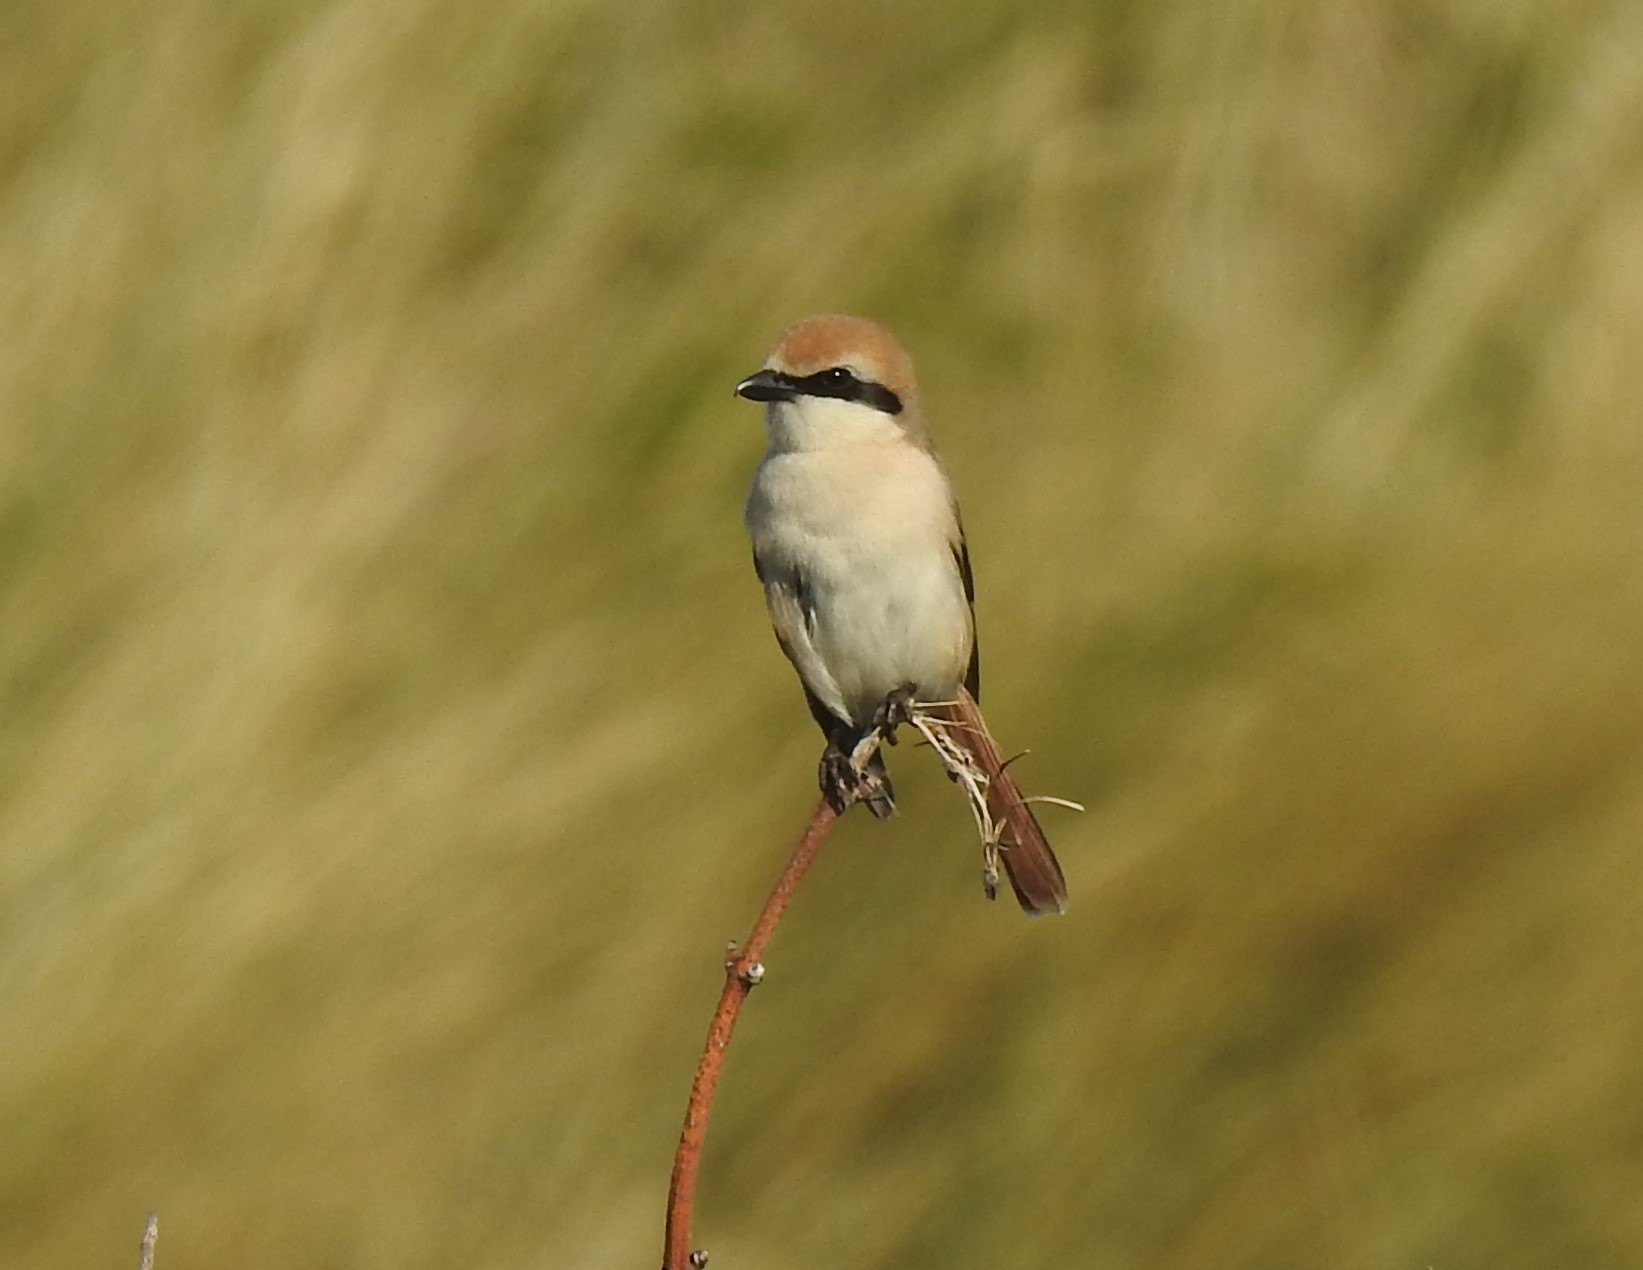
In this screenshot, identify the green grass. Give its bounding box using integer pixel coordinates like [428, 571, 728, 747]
[5, 2, 1643, 1266]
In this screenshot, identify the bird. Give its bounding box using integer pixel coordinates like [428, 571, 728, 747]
[737, 314, 1067, 915]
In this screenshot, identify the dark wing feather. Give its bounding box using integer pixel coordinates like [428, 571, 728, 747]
[953, 530, 981, 702]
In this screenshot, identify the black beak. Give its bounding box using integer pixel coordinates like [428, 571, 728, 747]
[735, 368, 795, 403]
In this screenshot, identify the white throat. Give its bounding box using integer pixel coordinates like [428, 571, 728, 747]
[764, 394, 907, 455]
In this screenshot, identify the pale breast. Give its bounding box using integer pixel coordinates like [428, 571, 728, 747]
[747, 443, 973, 724]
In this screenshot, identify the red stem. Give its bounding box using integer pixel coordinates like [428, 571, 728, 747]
[662, 798, 841, 1269]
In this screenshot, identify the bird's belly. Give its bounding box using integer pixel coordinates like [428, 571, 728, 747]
[807, 550, 972, 725]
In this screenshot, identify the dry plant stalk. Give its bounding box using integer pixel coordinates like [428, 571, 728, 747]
[662, 798, 840, 1270]
[894, 704, 1082, 901]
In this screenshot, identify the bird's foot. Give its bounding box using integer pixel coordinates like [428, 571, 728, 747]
[870, 685, 917, 746]
[819, 743, 862, 813]
[820, 736, 894, 813]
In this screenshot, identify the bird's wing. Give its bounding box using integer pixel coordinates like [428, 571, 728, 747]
[753, 549, 852, 734]
[952, 520, 981, 702]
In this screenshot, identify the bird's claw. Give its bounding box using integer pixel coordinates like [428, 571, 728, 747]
[820, 741, 893, 812]
[870, 686, 917, 745]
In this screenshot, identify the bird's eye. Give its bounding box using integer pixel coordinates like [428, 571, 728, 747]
[821, 367, 854, 388]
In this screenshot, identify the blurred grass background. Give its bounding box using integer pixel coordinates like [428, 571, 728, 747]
[5, 0, 1643, 1266]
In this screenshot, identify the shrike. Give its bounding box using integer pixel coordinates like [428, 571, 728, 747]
[738, 314, 1067, 915]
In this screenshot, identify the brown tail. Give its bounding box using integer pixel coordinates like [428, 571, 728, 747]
[947, 688, 1068, 916]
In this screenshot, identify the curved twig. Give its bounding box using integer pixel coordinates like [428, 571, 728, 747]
[662, 798, 841, 1269]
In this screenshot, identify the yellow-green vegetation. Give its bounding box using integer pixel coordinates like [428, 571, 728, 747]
[6, 1, 1643, 1266]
